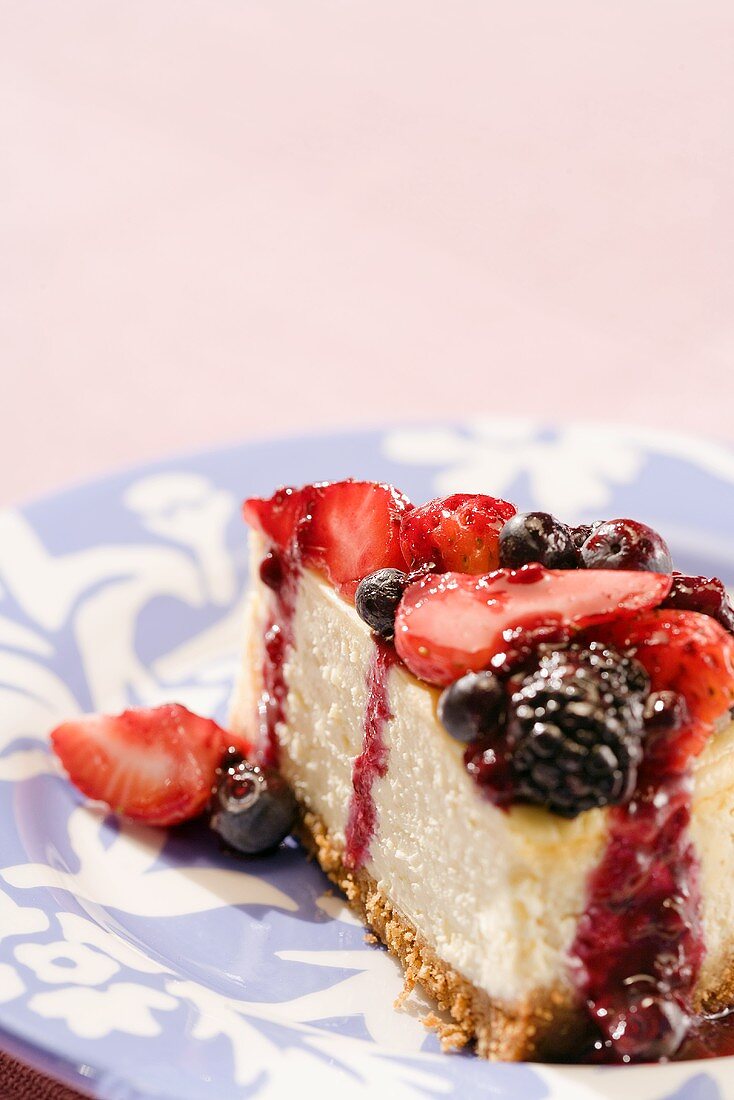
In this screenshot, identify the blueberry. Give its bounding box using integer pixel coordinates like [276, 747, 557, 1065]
[498, 512, 578, 569]
[438, 670, 506, 742]
[355, 568, 408, 638]
[580, 519, 672, 573]
[211, 758, 297, 855]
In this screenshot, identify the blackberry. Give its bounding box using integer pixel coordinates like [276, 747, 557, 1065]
[507, 643, 649, 818]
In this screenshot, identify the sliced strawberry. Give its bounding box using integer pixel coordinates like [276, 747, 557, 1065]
[301, 481, 411, 597]
[394, 565, 672, 686]
[244, 480, 412, 599]
[400, 494, 516, 575]
[581, 610, 734, 758]
[51, 704, 247, 826]
[243, 485, 308, 547]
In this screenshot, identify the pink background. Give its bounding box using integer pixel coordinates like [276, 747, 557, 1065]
[2, 1, 733, 506]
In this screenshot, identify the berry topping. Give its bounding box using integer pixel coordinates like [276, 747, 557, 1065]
[662, 573, 734, 634]
[505, 644, 648, 817]
[244, 480, 412, 599]
[211, 755, 297, 855]
[580, 518, 673, 573]
[583, 610, 734, 759]
[400, 494, 516, 575]
[498, 511, 578, 570]
[51, 705, 245, 826]
[394, 566, 672, 686]
[355, 568, 408, 638]
[438, 670, 506, 743]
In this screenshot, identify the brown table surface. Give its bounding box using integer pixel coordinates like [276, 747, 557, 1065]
[0, 1052, 89, 1100]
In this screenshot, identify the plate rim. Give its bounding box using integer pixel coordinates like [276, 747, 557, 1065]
[2, 421, 734, 1100]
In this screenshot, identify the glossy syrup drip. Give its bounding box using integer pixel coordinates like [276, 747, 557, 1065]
[570, 720, 704, 1063]
[675, 1008, 734, 1060]
[257, 549, 300, 768]
[344, 638, 396, 870]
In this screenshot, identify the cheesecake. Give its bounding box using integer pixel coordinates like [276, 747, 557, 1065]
[229, 480, 734, 1063]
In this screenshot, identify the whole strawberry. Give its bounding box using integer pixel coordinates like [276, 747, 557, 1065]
[400, 494, 516, 575]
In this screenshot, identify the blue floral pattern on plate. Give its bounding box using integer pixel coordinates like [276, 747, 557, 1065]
[0, 422, 733, 1099]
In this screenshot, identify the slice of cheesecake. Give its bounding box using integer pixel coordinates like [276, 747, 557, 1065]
[230, 481, 734, 1063]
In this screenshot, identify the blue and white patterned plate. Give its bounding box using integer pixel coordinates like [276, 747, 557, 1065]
[1, 422, 733, 1100]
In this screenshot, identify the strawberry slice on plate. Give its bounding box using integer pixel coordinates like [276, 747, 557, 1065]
[244, 480, 412, 598]
[394, 565, 673, 686]
[400, 493, 516, 575]
[51, 703, 246, 826]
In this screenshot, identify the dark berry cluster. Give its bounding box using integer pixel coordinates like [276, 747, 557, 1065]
[352, 499, 733, 821]
[506, 644, 648, 817]
[499, 512, 674, 574]
[440, 644, 651, 818]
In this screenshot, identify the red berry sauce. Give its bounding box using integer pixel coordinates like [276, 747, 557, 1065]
[257, 548, 300, 768]
[463, 728, 516, 809]
[344, 638, 396, 870]
[570, 717, 704, 1062]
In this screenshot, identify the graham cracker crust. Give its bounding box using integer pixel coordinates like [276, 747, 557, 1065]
[697, 961, 734, 1017]
[297, 809, 589, 1062]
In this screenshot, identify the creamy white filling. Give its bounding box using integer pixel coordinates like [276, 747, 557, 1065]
[230, 535, 734, 1005]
